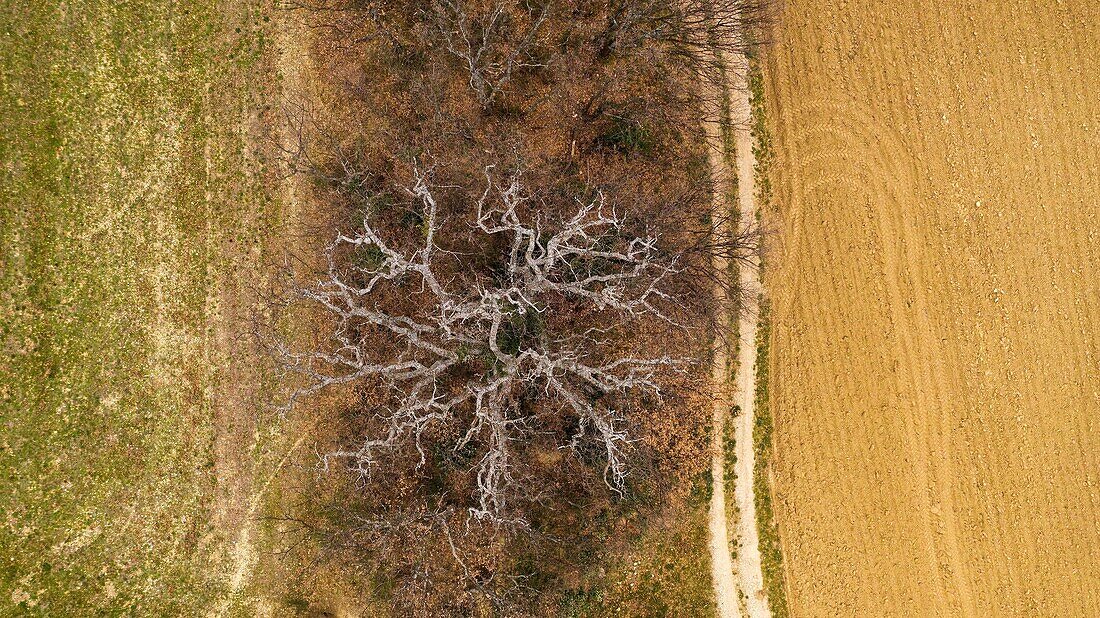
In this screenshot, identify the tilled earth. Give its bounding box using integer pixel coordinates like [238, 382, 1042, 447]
[764, 0, 1100, 615]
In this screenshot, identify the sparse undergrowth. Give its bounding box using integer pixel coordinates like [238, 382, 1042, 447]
[557, 470, 717, 618]
[724, 406, 739, 561]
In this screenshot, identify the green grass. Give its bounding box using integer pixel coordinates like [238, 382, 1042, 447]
[748, 50, 791, 618]
[723, 406, 739, 562]
[752, 300, 789, 618]
[749, 53, 775, 212]
[598, 115, 656, 156]
[0, 1, 278, 614]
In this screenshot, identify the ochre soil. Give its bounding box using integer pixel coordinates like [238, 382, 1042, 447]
[764, 0, 1100, 615]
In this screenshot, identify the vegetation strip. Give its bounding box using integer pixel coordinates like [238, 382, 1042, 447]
[747, 51, 791, 618]
[255, 2, 756, 614]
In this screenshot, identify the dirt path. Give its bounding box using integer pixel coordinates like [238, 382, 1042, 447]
[704, 40, 772, 618]
[209, 7, 314, 617]
[705, 239, 739, 618]
[726, 48, 771, 618]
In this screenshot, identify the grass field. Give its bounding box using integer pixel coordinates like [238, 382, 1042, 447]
[764, 0, 1100, 615]
[0, 1, 286, 613]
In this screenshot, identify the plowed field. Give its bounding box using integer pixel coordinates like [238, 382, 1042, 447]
[765, 0, 1100, 615]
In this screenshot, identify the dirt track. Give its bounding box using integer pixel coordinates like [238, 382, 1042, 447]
[704, 40, 771, 617]
[212, 8, 315, 616]
[765, 0, 1100, 615]
[703, 57, 744, 618]
[727, 47, 772, 618]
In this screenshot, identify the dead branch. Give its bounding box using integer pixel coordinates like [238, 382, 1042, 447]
[270, 164, 684, 525]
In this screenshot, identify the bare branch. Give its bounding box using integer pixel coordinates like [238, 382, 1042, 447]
[273, 164, 684, 524]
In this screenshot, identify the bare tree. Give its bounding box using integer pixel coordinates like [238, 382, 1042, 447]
[302, 0, 555, 106]
[593, 0, 771, 79]
[429, 0, 552, 106]
[269, 164, 682, 525]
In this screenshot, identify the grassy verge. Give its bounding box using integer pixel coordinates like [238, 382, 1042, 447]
[748, 50, 790, 618]
[0, 1, 280, 613]
[752, 300, 788, 618]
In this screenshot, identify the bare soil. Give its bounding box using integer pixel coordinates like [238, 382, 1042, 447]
[765, 0, 1100, 615]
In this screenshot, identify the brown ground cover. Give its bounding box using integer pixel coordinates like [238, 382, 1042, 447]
[763, 0, 1100, 615]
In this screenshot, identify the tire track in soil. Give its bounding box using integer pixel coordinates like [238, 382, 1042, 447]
[766, 0, 1100, 614]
